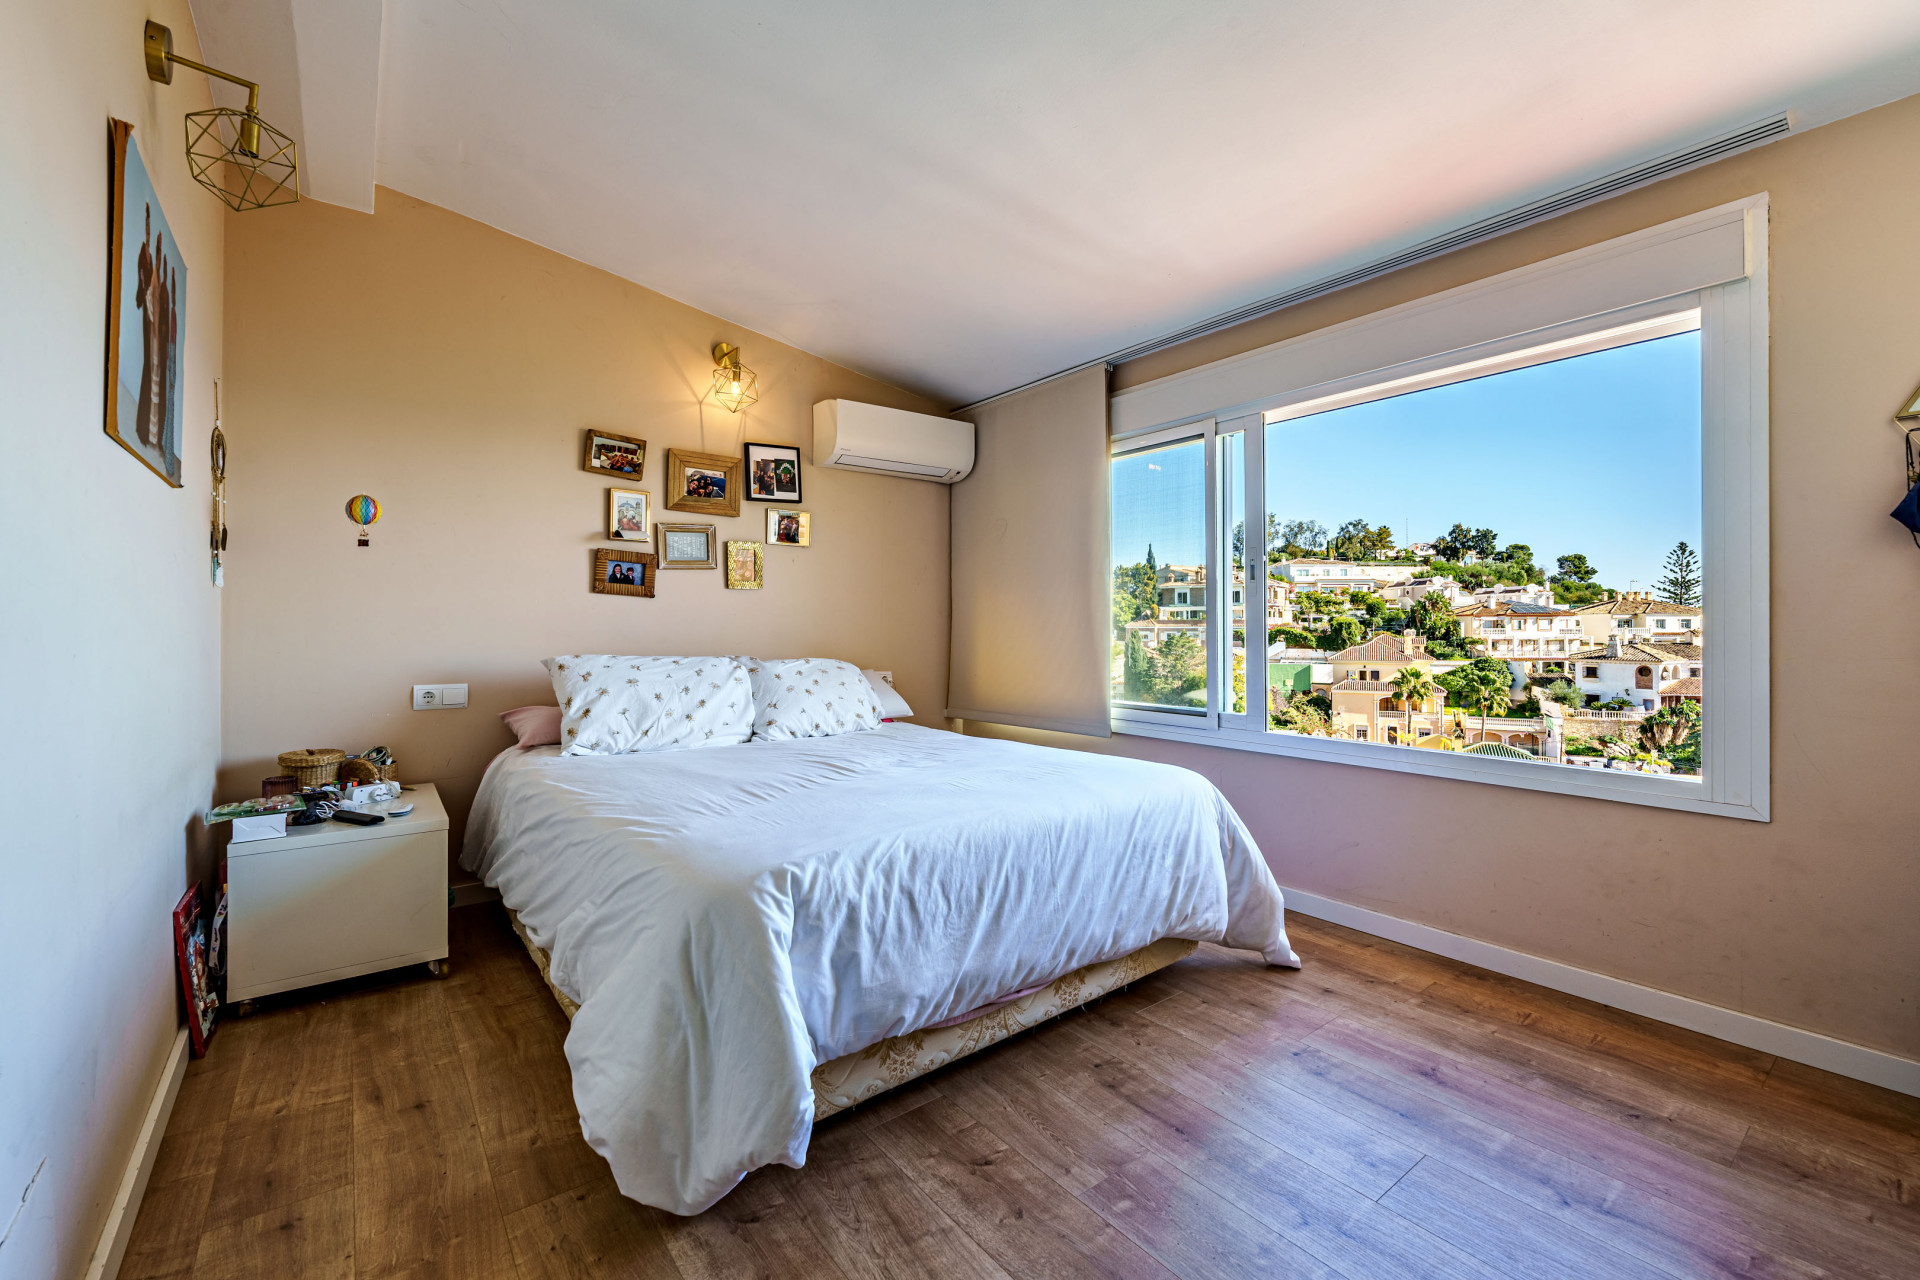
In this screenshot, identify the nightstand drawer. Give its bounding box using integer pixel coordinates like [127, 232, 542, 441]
[229, 826, 448, 999]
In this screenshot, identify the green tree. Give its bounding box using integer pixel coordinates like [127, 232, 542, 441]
[1408, 592, 1467, 659]
[1655, 541, 1701, 606]
[1551, 579, 1609, 607]
[1276, 518, 1326, 556]
[1272, 690, 1331, 736]
[1495, 543, 1533, 566]
[1323, 616, 1364, 651]
[1552, 552, 1596, 584]
[1155, 632, 1205, 704]
[1432, 523, 1473, 561]
[1543, 679, 1583, 709]
[1468, 527, 1499, 559]
[1639, 700, 1701, 757]
[1439, 658, 1513, 739]
[1111, 561, 1156, 634]
[1390, 666, 1440, 728]
[1121, 631, 1153, 701]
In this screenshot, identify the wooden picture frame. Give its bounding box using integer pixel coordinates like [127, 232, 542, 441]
[664, 447, 742, 517]
[655, 522, 717, 569]
[724, 540, 764, 590]
[607, 488, 650, 541]
[767, 508, 810, 547]
[744, 441, 802, 502]
[583, 429, 647, 478]
[591, 547, 656, 597]
[105, 119, 187, 487]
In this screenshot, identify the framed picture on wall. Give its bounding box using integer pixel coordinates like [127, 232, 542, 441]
[724, 540, 763, 590]
[664, 447, 742, 517]
[767, 508, 810, 547]
[744, 442, 802, 502]
[591, 547, 656, 597]
[583, 429, 647, 478]
[105, 120, 186, 488]
[607, 488, 650, 541]
[655, 522, 717, 568]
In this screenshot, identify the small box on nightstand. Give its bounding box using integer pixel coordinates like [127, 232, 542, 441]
[226, 783, 450, 1002]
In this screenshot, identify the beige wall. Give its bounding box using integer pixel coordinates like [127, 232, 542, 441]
[218, 190, 951, 846]
[976, 93, 1920, 1061]
[0, 2, 226, 1275]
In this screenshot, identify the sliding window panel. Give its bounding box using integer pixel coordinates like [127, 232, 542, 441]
[1111, 420, 1214, 727]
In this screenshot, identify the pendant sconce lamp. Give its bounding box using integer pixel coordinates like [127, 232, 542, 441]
[711, 344, 760, 414]
[144, 21, 298, 211]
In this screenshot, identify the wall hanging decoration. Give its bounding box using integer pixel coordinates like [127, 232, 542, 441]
[1892, 381, 1920, 548]
[725, 540, 764, 590]
[592, 548, 656, 597]
[656, 522, 718, 569]
[664, 447, 742, 517]
[104, 119, 186, 487]
[210, 380, 227, 585]
[583, 429, 646, 478]
[345, 494, 381, 547]
[143, 21, 298, 211]
[607, 488, 650, 541]
[711, 343, 759, 413]
[767, 508, 810, 547]
[744, 441, 802, 502]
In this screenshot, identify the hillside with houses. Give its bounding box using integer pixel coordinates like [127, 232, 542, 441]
[1113, 525, 1704, 776]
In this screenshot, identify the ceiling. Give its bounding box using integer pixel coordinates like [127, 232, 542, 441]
[189, 1, 1920, 406]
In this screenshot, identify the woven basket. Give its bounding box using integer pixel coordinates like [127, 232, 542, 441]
[277, 748, 345, 788]
[339, 757, 398, 785]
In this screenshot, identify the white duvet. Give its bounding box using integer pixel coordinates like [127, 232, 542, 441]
[461, 722, 1296, 1214]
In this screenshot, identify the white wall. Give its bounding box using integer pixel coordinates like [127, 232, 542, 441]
[0, 3, 224, 1276]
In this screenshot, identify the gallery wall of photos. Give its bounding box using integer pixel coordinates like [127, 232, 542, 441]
[582, 429, 810, 599]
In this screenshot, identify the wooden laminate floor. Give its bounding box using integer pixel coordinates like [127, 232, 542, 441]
[122, 903, 1920, 1280]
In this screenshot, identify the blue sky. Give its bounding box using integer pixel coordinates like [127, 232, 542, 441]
[1112, 331, 1702, 592]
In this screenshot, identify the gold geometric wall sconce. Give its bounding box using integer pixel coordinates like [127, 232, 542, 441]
[144, 21, 298, 211]
[711, 343, 760, 414]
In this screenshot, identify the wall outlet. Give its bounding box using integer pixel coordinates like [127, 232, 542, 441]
[413, 684, 469, 710]
[873, 670, 895, 687]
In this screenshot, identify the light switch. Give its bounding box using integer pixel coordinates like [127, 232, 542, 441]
[413, 684, 469, 710]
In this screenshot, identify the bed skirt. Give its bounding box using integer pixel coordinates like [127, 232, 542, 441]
[504, 908, 1195, 1121]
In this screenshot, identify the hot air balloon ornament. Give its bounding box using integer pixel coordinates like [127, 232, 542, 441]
[345, 494, 381, 547]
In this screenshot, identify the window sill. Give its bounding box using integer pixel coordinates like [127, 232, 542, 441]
[1110, 714, 1765, 822]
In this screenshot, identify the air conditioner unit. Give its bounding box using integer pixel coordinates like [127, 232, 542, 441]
[813, 399, 974, 483]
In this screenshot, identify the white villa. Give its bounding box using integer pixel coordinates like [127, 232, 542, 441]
[1456, 601, 1586, 664]
[1567, 636, 1703, 711]
[1270, 559, 1418, 592]
[1569, 592, 1703, 645]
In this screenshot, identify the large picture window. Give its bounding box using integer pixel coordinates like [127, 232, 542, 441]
[1108, 198, 1769, 820]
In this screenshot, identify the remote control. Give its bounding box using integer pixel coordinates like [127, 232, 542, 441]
[331, 808, 386, 826]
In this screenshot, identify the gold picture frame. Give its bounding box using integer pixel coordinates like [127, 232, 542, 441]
[591, 547, 656, 597]
[664, 447, 742, 517]
[767, 508, 810, 547]
[583, 429, 646, 479]
[607, 488, 649, 541]
[655, 522, 717, 569]
[724, 540, 763, 590]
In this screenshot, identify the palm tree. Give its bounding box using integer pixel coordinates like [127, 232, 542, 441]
[1471, 666, 1511, 743]
[1390, 666, 1439, 739]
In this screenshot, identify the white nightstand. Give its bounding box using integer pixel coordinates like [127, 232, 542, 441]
[227, 783, 450, 1003]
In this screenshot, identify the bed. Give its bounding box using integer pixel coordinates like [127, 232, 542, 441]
[462, 720, 1296, 1214]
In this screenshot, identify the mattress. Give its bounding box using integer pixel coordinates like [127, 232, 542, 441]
[462, 721, 1295, 1212]
[506, 908, 1197, 1120]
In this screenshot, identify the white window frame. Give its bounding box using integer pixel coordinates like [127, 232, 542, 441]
[1111, 419, 1216, 729]
[1108, 196, 1770, 822]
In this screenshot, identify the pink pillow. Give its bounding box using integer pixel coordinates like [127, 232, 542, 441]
[500, 705, 563, 748]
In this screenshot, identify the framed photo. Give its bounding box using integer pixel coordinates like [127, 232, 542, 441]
[105, 120, 186, 487]
[767, 508, 810, 547]
[725, 540, 764, 590]
[664, 447, 742, 517]
[744, 442, 802, 502]
[655, 522, 717, 569]
[607, 488, 650, 541]
[172, 885, 218, 1057]
[591, 547, 656, 597]
[583, 429, 647, 478]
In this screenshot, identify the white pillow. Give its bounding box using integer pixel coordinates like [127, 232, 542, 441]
[739, 658, 886, 740]
[545, 655, 753, 755]
[862, 670, 913, 720]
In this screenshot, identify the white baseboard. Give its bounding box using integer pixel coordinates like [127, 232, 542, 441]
[1282, 887, 1920, 1099]
[84, 1027, 190, 1280]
